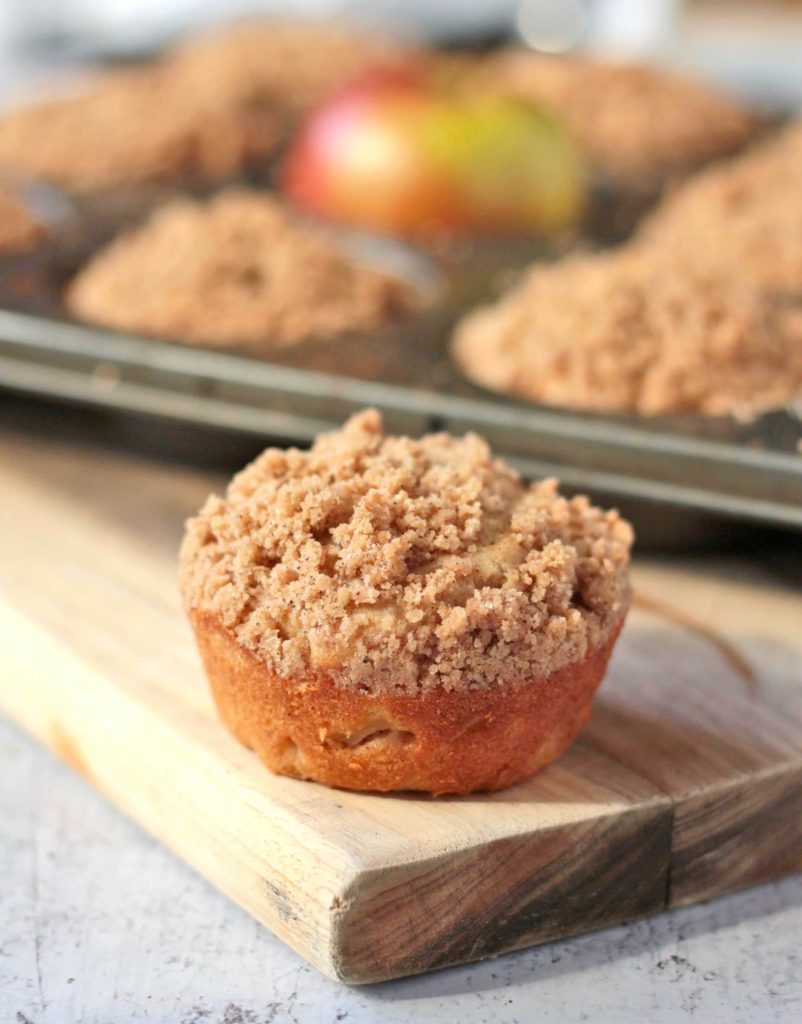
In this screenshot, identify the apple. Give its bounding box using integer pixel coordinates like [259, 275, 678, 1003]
[281, 65, 586, 238]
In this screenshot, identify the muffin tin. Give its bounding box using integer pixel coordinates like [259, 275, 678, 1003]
[0, 182, 801, 532]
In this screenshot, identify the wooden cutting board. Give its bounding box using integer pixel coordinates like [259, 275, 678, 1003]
[0, 429, 800, 984]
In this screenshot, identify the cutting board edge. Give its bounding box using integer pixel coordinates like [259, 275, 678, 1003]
[668, 757, 802, 907]
[0, 597, 366, 982]
[325, 793, 674, 983]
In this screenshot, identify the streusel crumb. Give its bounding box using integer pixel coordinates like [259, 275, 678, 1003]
[180, 410, 632, 694]
[638, 121, 802, 295]
[0, 187, 45, 254]
[66, 191, 417, 347]
[452, 249, 802, 417]
[480, 51, 754, 179]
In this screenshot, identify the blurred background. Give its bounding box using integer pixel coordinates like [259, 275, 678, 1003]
[1, 0, 801, 543]
[1, 0, 802, 108]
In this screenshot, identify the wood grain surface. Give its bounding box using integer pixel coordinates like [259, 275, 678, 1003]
[0, 431, 800, 983]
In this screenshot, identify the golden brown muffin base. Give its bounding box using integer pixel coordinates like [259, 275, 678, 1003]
[190, 611, 623, 795]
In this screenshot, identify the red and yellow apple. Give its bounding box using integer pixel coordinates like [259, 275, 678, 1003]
[281, 66, 586, 238]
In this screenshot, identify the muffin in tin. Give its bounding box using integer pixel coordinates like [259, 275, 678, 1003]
[452, 247, 802, 418]
[180, 410, 632, 794]
[0, 21, 405, 193]
[637, 121, 802, 296]
[478, 50, 755, 186]
[65, 190, 418, 349]
[166, 19, 405, 118]
[0, 66, 283, 193]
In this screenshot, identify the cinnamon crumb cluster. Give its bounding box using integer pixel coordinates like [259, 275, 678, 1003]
[452, 249, 802, 417]
[180, 410, 632, 695]
[66, 191, 417, 347]
[0, 22, 394, 191]
[480, 51, 754, 180]
[638, 122, 802, 295]
[0, 187, 45, 254]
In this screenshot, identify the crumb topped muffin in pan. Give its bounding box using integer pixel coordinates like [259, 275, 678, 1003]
[65, 190, 419, 349]
[637, 122, 802, 296]
[452, 247, 802, 419]
[478, 51, 756, 185]
[0, 21, 404, 193]
[0, 67, 282, 193]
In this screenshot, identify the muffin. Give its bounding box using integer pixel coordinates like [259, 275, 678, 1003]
[452, 248, 802, 418]
[479, 51, 755, 183]
[166, 19, 404, 117]
[0, 186, 46, 255]
[180, 410, 632, 795]
[0, 20, 405, 193]
[65, 190, 417, 348]
[637, 121, 802, 296]
[0, 67, 282, 192]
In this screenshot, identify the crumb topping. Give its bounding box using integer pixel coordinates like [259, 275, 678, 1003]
[0, 186, 45, 254]
[167, 19, 401, 115]
[480, 51, 754, 178]
[0, 67, 281, 191]
[452, 249, 802, 417]
[66, 190, 417, 347]
[638, 122, 802, 294]
[0, 22, 398, 192]
[180, 410, 632, 694]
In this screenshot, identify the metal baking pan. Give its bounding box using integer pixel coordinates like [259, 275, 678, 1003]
[0, 185, 801, 533]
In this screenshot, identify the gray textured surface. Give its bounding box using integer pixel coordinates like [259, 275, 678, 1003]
[1, 717, 799, 1024]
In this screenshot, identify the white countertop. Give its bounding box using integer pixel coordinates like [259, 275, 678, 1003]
[2, 716, 799, 1024]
